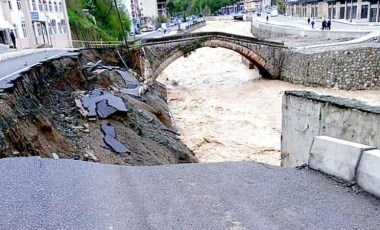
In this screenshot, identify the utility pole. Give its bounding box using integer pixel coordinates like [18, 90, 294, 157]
[113, 0, 129, 49]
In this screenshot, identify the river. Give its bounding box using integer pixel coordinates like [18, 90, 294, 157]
[157, 20, 380, 166]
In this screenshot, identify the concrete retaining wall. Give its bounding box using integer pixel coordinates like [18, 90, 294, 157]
[251, 19, 369, 40]
[281, 91, 380, 167]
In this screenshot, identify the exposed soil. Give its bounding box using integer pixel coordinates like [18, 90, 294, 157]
[0, 49, 197, 165]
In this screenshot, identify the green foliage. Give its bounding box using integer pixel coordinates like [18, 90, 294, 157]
[167, 0, 240, 16]
[66, 0, 131, 42]
[154, 15, 168, 25]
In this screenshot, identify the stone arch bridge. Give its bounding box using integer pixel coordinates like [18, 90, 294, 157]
[139, 32, 285, 81]
[136, 32, 380, 90]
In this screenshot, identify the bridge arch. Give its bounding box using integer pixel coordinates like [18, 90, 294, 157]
[147, 39, 271, 81]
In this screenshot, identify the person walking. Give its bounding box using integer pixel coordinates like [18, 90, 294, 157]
[10, 30, 16, 49]
[266, 15, 269, 21]
[307, 18, 310, 25]
[311, 20, 315, 29]
[322, 19, 326, 30]
[327, 19, 331, 30]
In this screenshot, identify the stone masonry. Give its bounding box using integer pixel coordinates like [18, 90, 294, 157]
[281, 45, 380, 90]
[138, 32, 380, 90]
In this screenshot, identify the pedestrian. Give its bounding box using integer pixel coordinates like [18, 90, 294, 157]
[307, 18, 310, 25]
[10, 30, 16, 49]
[327, 19, 331, 30]
[266, 15, 269, 21]
[311, 20, 315, 29]
[322, 19, 326, 30]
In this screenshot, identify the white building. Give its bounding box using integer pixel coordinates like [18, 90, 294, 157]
[0, 3, 14, 48]
[122, 0, 133, 18]
[261, 0, 271, 8]
[0, 0, 72, 49]
[139, 0, 159, 19]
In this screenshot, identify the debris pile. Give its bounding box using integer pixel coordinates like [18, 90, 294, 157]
[0, 49, 197, 165]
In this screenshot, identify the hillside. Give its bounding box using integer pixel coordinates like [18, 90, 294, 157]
[66, 0, 131, 45]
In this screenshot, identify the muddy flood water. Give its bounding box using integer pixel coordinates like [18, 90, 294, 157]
[158, 21, 380, 166]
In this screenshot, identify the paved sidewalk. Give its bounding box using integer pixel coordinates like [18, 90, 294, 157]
[255, 14, 380, 32]
[0, 48, 76, 63]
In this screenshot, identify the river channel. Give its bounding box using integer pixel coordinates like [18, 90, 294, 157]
[158, 20, 380, 165]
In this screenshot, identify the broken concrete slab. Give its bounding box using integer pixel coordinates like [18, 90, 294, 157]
[116, 70, 138, 85]
[96, 100, 117, 118]
[101, 123, 130, 154]
[309, 136, 374, 182]
[81, 90, 128, 119]
[120, 87, 141, 97]
[101, 123, 116, 138]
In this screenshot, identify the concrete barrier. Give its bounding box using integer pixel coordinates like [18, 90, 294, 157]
[357, 149, 380, 197]
[309, 136, 374, 182]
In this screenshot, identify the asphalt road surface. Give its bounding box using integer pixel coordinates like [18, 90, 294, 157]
[0, 50, 67, 79]
[0, 158, 379, 229]
[0, 50, 70, 91]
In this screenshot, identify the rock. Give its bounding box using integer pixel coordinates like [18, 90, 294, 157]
[51, 152, 59, 159]
[12, 151, 20, 156]
[85, 148, 99, 162]
[83, 129, 90, 133]
[83, 123, 90, 129]
[83, 153, 90, 161]
[64, 117, 74, 124]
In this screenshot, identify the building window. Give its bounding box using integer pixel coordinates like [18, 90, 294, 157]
[54, 1, 58, 11]
[37, 23, 42, 36]
[352, 6, 357, 19]
[59, 2, 62, 11]
[8, 1, 12, 10]
[51, 19, 57, 34]
[346, 6, 351, 19]
[361, 5, 368, 18]
[17, 0, 22, 10]
[32, 0, 37, 11]
[38, 0, 43, 11]
[58, 22, 62, 34]
[48, 23, 52, 35]
[22, 22, 27, 37]
[49, 1, 53, 11]
[61, 19, 66, 33]
[340, 7, 345, 19]
[44, 0, 48, 11]
[13, 24, 19, 38]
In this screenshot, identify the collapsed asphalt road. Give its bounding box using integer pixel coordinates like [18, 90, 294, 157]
[1, 157, 379, 229]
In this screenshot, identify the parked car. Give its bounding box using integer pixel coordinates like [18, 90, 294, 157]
[233, 13, 244, 21]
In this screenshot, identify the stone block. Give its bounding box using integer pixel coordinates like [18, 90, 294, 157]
[357, 149, 380, 197]
[309, 136, 374, 181]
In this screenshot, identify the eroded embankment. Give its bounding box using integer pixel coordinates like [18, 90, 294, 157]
[0, 48, 197, 165]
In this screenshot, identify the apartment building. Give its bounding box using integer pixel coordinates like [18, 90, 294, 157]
[0, 4, 12, 47]
[157, 0, 166, 15]
[0, 0, 72, 49]
[286, 0, 380, 22]
[139, 0, 158, 18]
[243, 0, 261, 13]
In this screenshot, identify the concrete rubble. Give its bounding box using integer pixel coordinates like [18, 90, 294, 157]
[0, 48, 197, 165]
